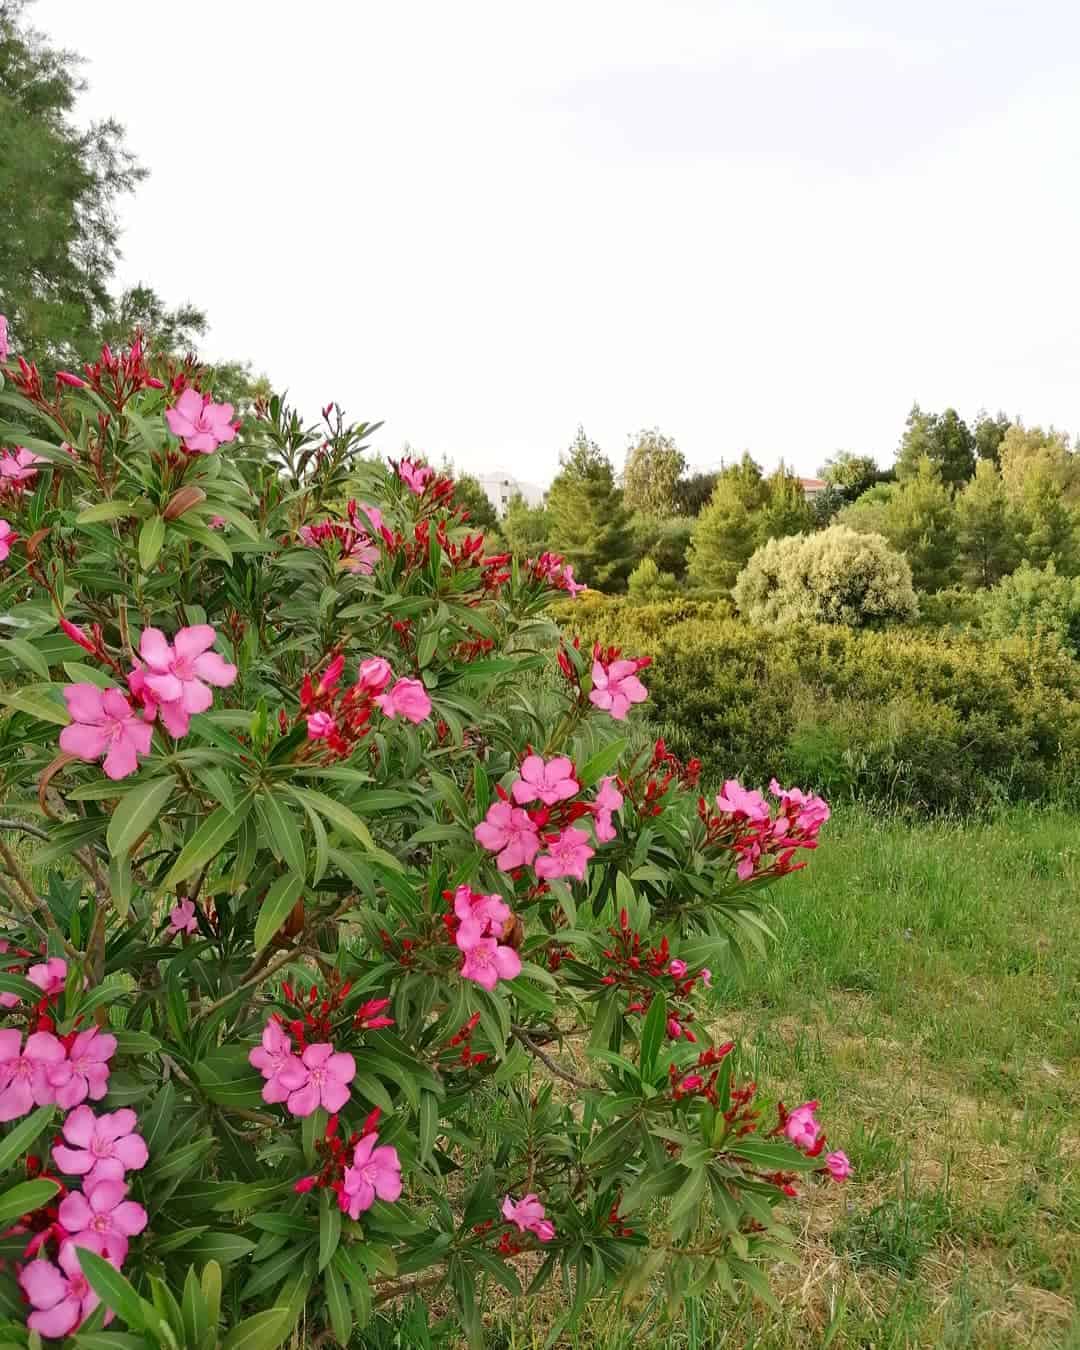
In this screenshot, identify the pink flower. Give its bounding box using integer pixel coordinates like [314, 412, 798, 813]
[59, 684, 153, 781]
[501, 1193, 555, 1243]
[47, 1027, 116, 1110]
[460, 937, 522, 991]
[0, 518, 16, 562]
[342, 539, 380, 574]
[59, 616, 95, 654]
[209, 515, 227, 529]
[397, 458, 433, 495]
[824, 1150, 853, 1183]
[593, 775, 623, 843]
[668, 959, 688, 978]
[0, 314, 7, 364]
[249, 1020, 309, 1106]
[770, 779, 831, 832]
[474, 800, 541, 871]
[57, 1180, 147, 1265]
[306, 711, 336, 740]
[700, 968, 712, 987]
[0, 447, 46, 485]
[19, 1241, 116, 1339]
[286, 1043, 356, 1118]
[715, 778, 770, 823]
[340, 1131, 402, 1217]
[453, 885, 512, 951]
[167, 899, 198, 936]
[534, 827, 594, 882]
[784, 1101, 822, 1151]
[511, 755, 579, 807]
[27, 958, 67, 998]
[352, 502, 384, 534]
[56, 370, 85, 388]
[0, 1030, 64, 1121]
[589, 659, 648, 721]
[138, 624, 237, 737]
[374, 677, 432, 724]
[165, 388, 237, 454]
[358, 657, 393, 693]
[52, 1106, 149, 1187]
[560, 564, 586, 599]
[666, 1017, 683, 1040]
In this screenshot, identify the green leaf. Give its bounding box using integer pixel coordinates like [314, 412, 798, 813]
[286, 786, 375, 852]
[0, 684, 68, 724]
[76, 500, 136, 524]
[318, 1190, 341, 1273]
[638, 991, 667, 1080]
[2, 637, 50, 680]
[201, 1259, 222, 1329]
[726, 1139, 823, 1171]
[0, 1107, 55, 1173]
[668, 1165, 706, 1231]
[162, 796, 252, 887]
[577, 736, 628, 788]
[76, 1249, 146, 1330]
[324, 1262, 352, 1346]
[0, 972, 39, 1003]
[138, 514, 166, 570]
[254, 793, 306, 877]
[253, 872, 305, 952]
[106, 776, 174, 858]
[0, 1179, 58, 1225]
[181, 1265, 209, 1348]
[183, 1232, 257, 1264]
[221, 1308, 291, 1350]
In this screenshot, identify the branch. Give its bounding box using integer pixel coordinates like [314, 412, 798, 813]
[0, 836, 79, 959]
[513, 1026, 595, 1092]
[0, 818, 49, 840]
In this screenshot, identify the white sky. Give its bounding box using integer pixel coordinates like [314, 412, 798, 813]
[34, 0, 1080, 485]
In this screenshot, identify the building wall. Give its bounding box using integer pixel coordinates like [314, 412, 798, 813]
[476, 472, 544, 517]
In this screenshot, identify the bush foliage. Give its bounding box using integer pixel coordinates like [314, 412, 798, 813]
[733, 526, 918, 628]
[564, 598, 1080, 812]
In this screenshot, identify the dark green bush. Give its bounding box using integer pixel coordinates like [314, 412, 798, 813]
[560, 598, 1080, 811]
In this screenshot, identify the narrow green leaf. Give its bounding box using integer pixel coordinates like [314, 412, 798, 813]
[2, 637, 50, 680]
[0, 684, 69, 724]
[220, 1307, 290, 1350]
[106, 776, 174, 858]
[76, 500, 136, 524]
[0, 1107, 55, 1173]
[286, 785, 374, 851]
[254, 793, 306, 876]
[638, 991, 667, 1081]
[577, 736, 628, 788]
[138, 515, 166, 570]
[75, 1249, 146, 1330]
[318, 1190, 341, 1273]
[162, 796, 252, 887]
[0, 1179, 58, 1226]
[254, 871, 305, 953]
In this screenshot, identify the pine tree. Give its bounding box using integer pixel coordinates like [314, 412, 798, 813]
[546, 427, 634, 589]
[878, 456, 959, 590]
[757, 462, 814, 543]
[1018, 472, 1078, 572]
[895, 405, 975, 486]
[955, 460, 1019, 587]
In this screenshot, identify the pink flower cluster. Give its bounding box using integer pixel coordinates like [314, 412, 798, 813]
[167, 899, 199, 937]
[249, 1019, 356, 1118]
[779, 1100, 852, 1184]
[474, 755, 620, 882]
[0, 1026, 115, 1121]
[301, 652, 432, 758]
[164, 388, 237, 454]
[396, 458, 434, 495]
[58, 624, 237, 780]
[0, 446, 46, 491]
[501, 1193, 555, 1242]
[703, 778, 830, 881]
[0, 517, 16, 562]
[16, 1104, 149, 1337]
[341, 1129, 403, 1217]
[299, 500, 389, 575]
[0, 953, 69, 1010]
[525, 552, 586, 599]
[449, 885, 522, 991]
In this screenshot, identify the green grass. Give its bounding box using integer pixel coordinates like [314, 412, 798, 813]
[364, 805, 1080, 1348]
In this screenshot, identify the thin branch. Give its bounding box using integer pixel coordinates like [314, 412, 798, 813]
[0, 836, 78, 959]
[513, 1026, 594, 1092]
[0, 818, 49, 840]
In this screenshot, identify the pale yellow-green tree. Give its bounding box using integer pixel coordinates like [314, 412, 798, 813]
[955, 460, 1019, 588]
[622, 427, 686, 517]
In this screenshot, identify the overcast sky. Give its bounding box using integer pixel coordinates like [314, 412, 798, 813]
[35, 0, 1080, 485]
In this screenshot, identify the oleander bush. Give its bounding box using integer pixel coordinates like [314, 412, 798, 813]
[0, 335, 848, 1348]
[560, 598, 1080, 811]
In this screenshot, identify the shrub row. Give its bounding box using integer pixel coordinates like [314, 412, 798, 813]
[558, 597, 1080, 811]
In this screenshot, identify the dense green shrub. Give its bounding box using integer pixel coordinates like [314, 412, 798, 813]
[976, 561, 1080, 655]
[733, 526, 918, 627]
[626, 555, 679, 602]
[562, 599, 1080, 811]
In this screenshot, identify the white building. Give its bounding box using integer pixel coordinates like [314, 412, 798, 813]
[476, 472, 544, 518]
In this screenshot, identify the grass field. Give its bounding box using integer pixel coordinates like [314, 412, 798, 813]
[373, 806, 1080, 1348]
